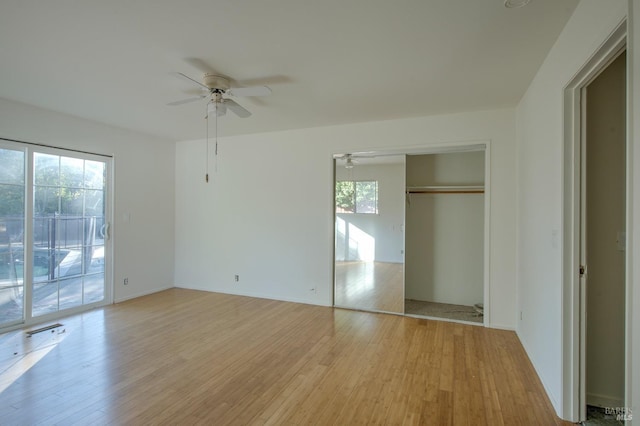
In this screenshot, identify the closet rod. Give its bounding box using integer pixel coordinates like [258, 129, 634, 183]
[406, 185, 484, 194]
[407, 189, 484, 194]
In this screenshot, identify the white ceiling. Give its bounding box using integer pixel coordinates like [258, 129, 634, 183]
[0, 0, 578, 142]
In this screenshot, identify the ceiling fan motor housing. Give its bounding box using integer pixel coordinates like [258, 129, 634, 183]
[203, 73, 230, 91]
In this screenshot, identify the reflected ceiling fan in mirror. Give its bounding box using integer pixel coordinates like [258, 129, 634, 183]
[343, 154, 357, 169]
[168, 70, 272, 182]
[336, 154, 366, 169]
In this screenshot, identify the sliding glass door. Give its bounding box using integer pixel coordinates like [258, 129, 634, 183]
[0, 142, 111, 329]
[32, 152, 108, 317]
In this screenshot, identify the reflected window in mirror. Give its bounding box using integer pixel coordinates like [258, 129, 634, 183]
[335, 180, 378, 214]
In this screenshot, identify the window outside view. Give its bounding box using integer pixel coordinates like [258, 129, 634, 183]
[335, 180, 378, 214]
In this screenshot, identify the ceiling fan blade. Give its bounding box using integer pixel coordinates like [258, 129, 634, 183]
[227, 86, 272, 97]
[224, 99, 252, 118]
[167, 95, 206, 106]
[184, 58, 218, 74]
[170, 72, 209, 91]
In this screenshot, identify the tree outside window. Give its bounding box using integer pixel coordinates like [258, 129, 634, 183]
[335, 180, 378, 214]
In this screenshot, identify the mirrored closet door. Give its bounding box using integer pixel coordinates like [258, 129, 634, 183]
[333, 155, 405, 314]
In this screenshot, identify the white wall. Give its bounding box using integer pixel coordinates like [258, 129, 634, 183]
[515, 0, 628, 419]
[175, 107, 517, 328]
[405, 152, 485, 306]
[0, 97, 175, 303]
[335, 162, 405, 263]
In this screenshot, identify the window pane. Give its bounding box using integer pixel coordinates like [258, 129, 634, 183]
[85, 190, 103, 216]
[34, 153, 59, 186]
[33, 281, 58, 317]
[34, 186, 59, 215]
[84, 272, 104, 304]
[0, 149, 25, 184]
[0, 240, 24, 283]
[60, 188, 84, 216]
[59, 277, 82, 310]
[335, 181, 355, 213]
[58, 247, 82, 278]
[60, 156, 84, 188]
[0, 287, 23, 324]
[0, 184, 24, 215]
[84, 160, 105, 189]
[87, 245, 104, 274]
[57, 217, 83, 250]
[355, 181, 378, 214]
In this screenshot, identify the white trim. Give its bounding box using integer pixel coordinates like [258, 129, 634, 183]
[484, 142, 492, 327]
[114, 285, 174, 304]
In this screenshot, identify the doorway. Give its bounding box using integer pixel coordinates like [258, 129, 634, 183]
[581, 51, 627, 422]
[562, 21, 627, 423]
[0, 141, 112, 330]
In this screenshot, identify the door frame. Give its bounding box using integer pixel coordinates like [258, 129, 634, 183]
[331, 140, 491, 326]
[562, 20, 628, 422]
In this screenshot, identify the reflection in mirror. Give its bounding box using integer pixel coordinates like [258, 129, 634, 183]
[334, 154, 405, 314]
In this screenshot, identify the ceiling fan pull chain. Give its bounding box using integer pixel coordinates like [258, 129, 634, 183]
[205, 102, 210, 183]
[214, 104, 219, 173]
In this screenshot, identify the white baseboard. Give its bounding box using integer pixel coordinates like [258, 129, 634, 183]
[173, 284, 331, 308]
[114, 285, 173, 303]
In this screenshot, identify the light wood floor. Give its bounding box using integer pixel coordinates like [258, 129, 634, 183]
[0, 289, 570, 425]
[334, 261, 404, 313]
[335, 261, 485, 324]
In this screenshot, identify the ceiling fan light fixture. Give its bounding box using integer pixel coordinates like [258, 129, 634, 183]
[208, 101, 226, 117]
[504, 0, 530, 8]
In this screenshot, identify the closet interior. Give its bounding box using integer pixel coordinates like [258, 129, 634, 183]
[404, 152, 485, 323]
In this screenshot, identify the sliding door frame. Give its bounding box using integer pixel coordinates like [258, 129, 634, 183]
[0, 138, 114, 332]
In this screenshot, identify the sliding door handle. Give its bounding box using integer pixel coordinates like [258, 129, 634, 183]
[100, 223, 111, 240]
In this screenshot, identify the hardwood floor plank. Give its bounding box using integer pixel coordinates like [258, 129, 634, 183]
[0, 289, 570, 425]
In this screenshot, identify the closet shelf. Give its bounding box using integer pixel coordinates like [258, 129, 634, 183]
[406, 185, 485, 194]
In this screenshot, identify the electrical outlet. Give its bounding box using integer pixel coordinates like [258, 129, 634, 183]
[124, 278, 129, 285]
[234, 275, 239, 282]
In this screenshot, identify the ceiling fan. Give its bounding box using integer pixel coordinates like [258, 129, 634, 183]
[167, 72, 271, 118]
